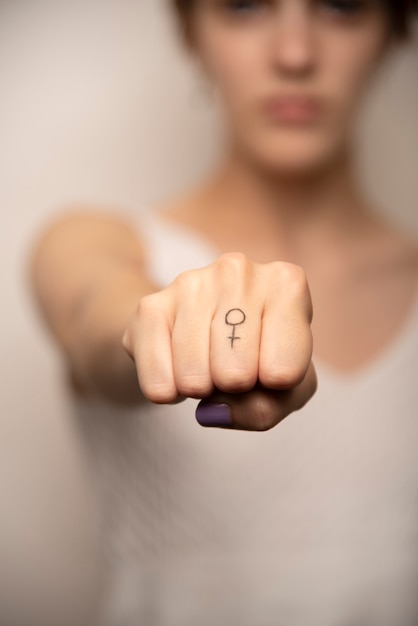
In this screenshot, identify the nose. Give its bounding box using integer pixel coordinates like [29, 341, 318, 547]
[269, 5, 317, 78]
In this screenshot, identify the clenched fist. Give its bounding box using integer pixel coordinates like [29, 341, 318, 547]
[122, 253, 317, 431]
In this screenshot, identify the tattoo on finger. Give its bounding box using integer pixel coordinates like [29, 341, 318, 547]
[225, 308, 246, 349]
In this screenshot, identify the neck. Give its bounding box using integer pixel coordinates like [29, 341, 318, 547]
[221, 142, 366, 225]
[200, 141, 374, 261]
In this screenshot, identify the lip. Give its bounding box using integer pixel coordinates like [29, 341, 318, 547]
[262, 95, 322, 124]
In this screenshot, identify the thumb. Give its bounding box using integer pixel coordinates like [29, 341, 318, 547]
[195, 362, 317, 432]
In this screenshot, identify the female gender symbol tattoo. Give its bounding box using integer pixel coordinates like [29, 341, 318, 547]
[225, 308, 246, 348]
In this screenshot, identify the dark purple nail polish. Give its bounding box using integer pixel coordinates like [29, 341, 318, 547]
[195, 402, 233, 428]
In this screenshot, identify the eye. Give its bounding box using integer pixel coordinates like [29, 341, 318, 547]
[220, 0, 268, 14]
[319, 0, 369, 15]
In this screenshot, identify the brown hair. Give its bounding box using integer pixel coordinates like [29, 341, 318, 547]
[385, 0, 418, 38]
[172, 0, 417, 41]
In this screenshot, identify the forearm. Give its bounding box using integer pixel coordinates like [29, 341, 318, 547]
[28, 211, 158, 406]
[66, 259, 158, 406]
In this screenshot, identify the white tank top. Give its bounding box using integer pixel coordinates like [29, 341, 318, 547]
[72, 211, 418, 626]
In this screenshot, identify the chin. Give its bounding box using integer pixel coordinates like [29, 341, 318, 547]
[244, 131, 343, 180]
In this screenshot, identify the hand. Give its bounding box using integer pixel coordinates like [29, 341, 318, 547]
[122, 253, 317, 431]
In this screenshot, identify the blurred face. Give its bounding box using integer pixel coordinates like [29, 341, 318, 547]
[190, 0, 392, 176]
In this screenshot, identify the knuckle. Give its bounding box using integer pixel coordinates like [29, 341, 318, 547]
[260, 363, 307, 390]
[278, 262, 308, 292]
[136, 292, 163, 318]
[215, 252, 251, 277]
[141, 381, 178, 404]
[271, 262, 312, 319]
[176, 374, 214, 399]
[214, 368, 257, 393]
[172, 268, 202, 294]
[277, 364, 307, 388]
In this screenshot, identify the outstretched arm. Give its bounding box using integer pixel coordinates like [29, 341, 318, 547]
[28, 209, 156, 406]
[29, 210, 317, 428]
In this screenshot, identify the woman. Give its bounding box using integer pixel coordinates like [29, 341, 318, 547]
[30, 1, 418, 624]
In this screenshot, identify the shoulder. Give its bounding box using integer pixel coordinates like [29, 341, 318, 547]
[31, 205, 148, 263]
[37, 206, 144, 241]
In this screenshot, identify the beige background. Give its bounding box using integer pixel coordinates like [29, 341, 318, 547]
[0, 2, 417, 624]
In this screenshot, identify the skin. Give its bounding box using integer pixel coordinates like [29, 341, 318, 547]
[191, 0, 390, 176]
[29, 0, 418, 430]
